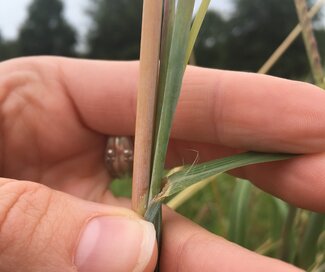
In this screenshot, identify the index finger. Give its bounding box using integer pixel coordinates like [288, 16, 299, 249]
[57, 57, 325, 153]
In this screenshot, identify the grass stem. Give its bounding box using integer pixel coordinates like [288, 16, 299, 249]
[294, 0, 324, 87]
[132, 0, 163, 215]
[258, 0, 324, 74]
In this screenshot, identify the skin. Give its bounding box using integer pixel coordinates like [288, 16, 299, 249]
[1, 56, 325, 271]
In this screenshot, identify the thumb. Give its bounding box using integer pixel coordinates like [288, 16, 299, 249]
[0, 179, 157, 272]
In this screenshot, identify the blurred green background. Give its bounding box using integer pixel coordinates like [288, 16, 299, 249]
[1, 0, 325, 270]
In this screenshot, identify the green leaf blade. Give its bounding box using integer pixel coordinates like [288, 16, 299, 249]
[158, 152, 297, 200]
[185, 0, 212, 66]
[149, 0, 195, 201]
[155, 0, 175, 130]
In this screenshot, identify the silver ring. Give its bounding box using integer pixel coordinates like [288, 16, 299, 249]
[105, 136, 133, 179]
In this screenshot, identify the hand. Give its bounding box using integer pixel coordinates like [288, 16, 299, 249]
[1, 57, 323, 271]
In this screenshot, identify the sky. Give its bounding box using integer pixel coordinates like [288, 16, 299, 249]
[0, 0, 232, 41]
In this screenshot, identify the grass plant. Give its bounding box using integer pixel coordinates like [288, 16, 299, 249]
[132, 1, 300, 269]
[111, 0, 325, 270]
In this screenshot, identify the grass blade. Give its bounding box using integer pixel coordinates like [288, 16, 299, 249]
[185, 0, 211, 66]
[228, 179, 252, 247]
[144, 3, 196, 269]
[156, 152, 297, 201]
[149, 0, 195, 202]
[155, 0, 175, 131]
[132, 0, 163, 215]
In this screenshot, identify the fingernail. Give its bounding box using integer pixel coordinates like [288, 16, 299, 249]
[75, 216, 156, 272]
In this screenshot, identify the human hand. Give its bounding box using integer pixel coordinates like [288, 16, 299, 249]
[1, 57, 324, 271]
